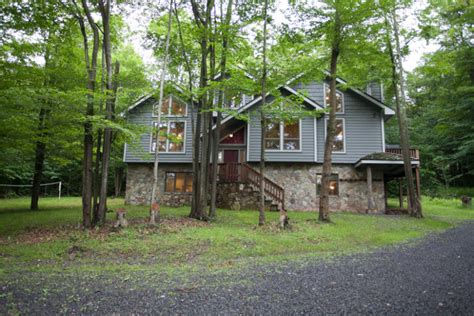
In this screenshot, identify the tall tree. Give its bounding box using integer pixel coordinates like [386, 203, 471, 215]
[188, 0, 214, 220]
[70, 0, 101, 228]
[96, 0, 115, 225]
[383, 4, 422, 217]
[209, 0, 234, 218]
[294, 0, 379, 221]
[258, 0, 269, 226]
[149, 0, 174, 225]
[318, 2, 341, 222]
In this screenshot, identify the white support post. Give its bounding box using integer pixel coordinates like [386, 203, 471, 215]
[58, 181, 62, 199]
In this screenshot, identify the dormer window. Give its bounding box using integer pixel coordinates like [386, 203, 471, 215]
[157, 96, 187, 116]
[324, 85, 344, 113]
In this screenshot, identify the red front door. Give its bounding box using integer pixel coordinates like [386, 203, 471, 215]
[223, 150, 239, 163]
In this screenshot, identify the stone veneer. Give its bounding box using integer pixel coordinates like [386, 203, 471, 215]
[248, 162, 385, 213]
[125, 162, 385, 213]
[125, 163, 192, 207]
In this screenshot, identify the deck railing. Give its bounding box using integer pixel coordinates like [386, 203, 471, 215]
[215, 162, 285, 209]
[385, 148, 419, 159]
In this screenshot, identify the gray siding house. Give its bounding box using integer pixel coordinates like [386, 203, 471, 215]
[124, 77, 420, 213]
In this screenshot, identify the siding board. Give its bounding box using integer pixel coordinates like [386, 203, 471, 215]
[123, 97, 194, 163]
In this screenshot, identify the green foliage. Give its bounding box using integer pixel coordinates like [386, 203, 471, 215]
[408, 1, 474, 190]
[0, 1, 150, 198]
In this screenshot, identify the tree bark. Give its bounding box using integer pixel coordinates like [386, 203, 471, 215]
[258, 0, 269, 226]
[319, 7, 341, 223]
[385, 8, 422, 218]
[114, 167, 123, 197]
[189, 0, 214, 220]
[75, 0, 100, 229]
[31, 45, 52, 211]
[149, 0, 173, 225]
[93, 45, 106, 224]
[209, 0, 228, 218]
[97, 0, 114, 225]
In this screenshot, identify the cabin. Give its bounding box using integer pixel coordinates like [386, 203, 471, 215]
[123, 77, 420, 213]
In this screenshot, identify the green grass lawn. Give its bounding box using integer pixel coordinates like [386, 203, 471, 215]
[0, 196, 472, 276]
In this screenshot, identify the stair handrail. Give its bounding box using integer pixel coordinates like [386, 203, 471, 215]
[241, 163, 285, 209]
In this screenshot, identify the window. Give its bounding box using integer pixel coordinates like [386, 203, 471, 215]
[157, 96, 187, 116]
[324, 85, 344, 113]
[325, 118, 345, 153]
[265, 120, 300, 151]
[165, 172, 193, 193]
[316, 174, 339, 196]
[151, 121, 185, 153]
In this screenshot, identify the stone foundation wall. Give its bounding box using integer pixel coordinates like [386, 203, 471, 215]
[216, 182, 267, 210]
[125, 163, 192, 207]
[125, 162, 386, 213]
[248, 163, 385, 213]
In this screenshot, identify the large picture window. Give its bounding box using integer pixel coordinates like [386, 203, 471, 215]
[316, 174, 339, 196]
[165, 172, 193, 193]
[151, 121, 185, 153]
[265, 120, 300, 151]
[325, 85, 344, 113]
[157, 96, 187, 116]
[326, 118, 345, 153]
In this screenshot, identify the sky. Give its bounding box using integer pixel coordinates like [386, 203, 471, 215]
[124, 0, 439, 77]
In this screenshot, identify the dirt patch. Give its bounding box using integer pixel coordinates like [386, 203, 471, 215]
[0, 216, 210, 246]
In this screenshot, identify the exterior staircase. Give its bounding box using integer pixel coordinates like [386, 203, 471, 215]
[216, 162, 285, 211]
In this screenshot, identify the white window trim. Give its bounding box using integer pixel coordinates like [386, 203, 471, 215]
[323, 83, 345, 114]
[265, 119, 303, 152]
[324, 117, 346, 154]
[316, 173, 340, 196]
[152, 94, 188, 118]
[149, 120, 187, 154]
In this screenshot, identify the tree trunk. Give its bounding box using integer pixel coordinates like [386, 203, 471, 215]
[30, 107, 48, 210]
[258, 0, 269, 226]
[77, 0, 100, 229]
[386, 8, 422, 218]
[173, 3, 197, 216]
[30, 43, 53, 211]
[114, 167, 123, 197]
[149, 0, 173, 225]
[97, 0, 114, 225]
[93, 46, 106, 224]
[189, 0, 213, 220]
[319, 9, 341, 223]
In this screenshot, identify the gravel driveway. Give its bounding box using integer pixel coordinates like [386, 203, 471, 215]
[2, 223, 473, 315]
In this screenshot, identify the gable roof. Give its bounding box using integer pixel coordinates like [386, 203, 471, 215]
[217, 85, 324, 127]
[124, 82, 189, 114]
[323, 71, 395, 116]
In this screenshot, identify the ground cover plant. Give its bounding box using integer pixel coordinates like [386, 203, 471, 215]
[1, 197, 473, 279]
